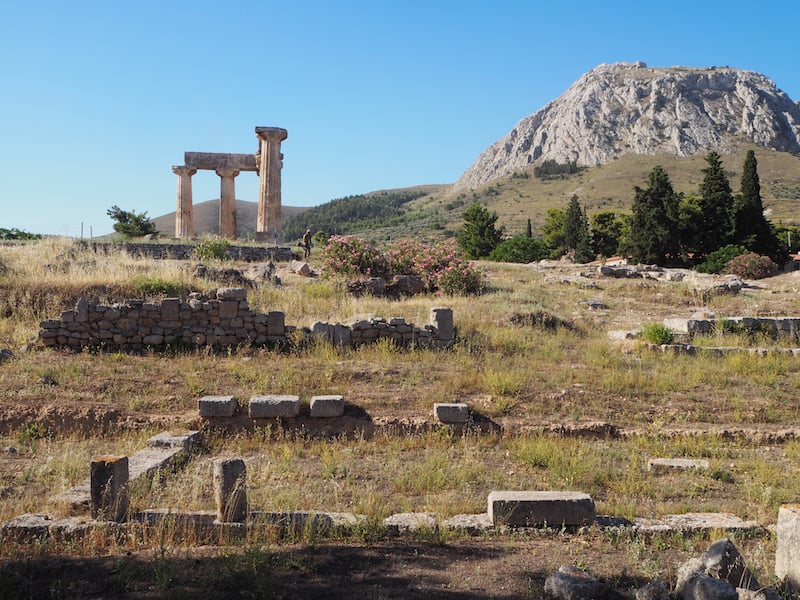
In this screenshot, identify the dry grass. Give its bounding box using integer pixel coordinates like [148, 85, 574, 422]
[2, 238, 800, 589]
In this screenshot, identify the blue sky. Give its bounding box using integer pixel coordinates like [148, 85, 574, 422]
[2, 1, 798, 236]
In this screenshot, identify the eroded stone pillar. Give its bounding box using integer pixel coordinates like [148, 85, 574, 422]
[255, 127, 288, 242]
[172, 165, 197, 239]
[213, 458, 247, 523]
[216, 169, 240, 240]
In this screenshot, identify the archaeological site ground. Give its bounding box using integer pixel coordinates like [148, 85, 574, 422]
[2, 239, 800, 598]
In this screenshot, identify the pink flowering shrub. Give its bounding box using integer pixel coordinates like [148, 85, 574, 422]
[322, 235, 390, 279]
[723, 252, 778, 279]
[322, 236, 483, 295]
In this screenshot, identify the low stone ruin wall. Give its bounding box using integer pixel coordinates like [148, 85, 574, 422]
[664, 316, 800, 338]
[83, 241, 294, 262]
[37, 288, 454, 352]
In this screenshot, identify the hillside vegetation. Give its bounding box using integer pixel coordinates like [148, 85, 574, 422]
[372, 145, 800, 242]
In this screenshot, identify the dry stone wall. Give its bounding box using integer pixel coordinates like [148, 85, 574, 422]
[37, 288, 453, 352]
[83, 241, 294, 262]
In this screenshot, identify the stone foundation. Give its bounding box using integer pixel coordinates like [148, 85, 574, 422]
[37, 289, 454, 352]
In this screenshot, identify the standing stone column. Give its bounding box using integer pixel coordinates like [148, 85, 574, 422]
[172, 165, 197, 239]
[216, 169, 240, 240]
[213, 458, 247, 523]
[90, 455, 129, 522]
[255, 127, 288, 242]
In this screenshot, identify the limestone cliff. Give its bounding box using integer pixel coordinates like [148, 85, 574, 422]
[455, 62, 800, 190]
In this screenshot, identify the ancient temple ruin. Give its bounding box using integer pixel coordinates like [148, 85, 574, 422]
[171, 126, 288, 240]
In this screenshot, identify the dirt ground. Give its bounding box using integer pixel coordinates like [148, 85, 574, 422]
[1, 533, 762, 600]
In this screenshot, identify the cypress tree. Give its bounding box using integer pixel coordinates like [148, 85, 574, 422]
[732, 150, 780, 259]
[564, 195, 593, 263]
[627, 166, 681, 265]
[697, 151, 734, 257]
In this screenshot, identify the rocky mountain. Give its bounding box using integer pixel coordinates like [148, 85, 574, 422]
[455, 62, 800, 191]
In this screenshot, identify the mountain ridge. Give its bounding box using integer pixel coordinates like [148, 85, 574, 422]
[455, 62, 800, 191]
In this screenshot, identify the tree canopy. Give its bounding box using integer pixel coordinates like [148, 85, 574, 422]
[697, 151, 734, 257]
[106, 206, 157, 237]
[626, 165, 682, 265]
[456, 202, 503, 259]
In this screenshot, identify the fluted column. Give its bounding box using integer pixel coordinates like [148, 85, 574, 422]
[255, 127, 288, 242]
[216, 169, 240, 239]
[172, 165, 197, 239]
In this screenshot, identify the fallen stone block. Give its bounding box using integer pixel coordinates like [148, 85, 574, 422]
[198, 395, 238, 418]
[647, 458, 710, 473]
[545, 565, 602, 600]
[634, 513, 760, 534]
[487, 491, 595, 528]
[310, 395, 345, 418]
[383, 512, 438, 536]
[441, 513, 494, 535]
[433, 402, 469, 424]
[146, 430, 202, 451]
[703, 538, 779, 599]
[681, 573, 739, 600]
[249, 395, 300, 418]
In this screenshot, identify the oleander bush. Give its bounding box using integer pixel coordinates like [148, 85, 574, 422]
[723, 252, 779, 279]
[322, 235, 483, 295]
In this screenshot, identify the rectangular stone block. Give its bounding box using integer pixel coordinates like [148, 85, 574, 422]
[647, 458, 709, 473]
[91, 455, 129, 522]
[488, 491, 595, 527]
[197, 396, 237, 417]
[184, 152, 258, 171]
[249, 395, 300, 418]
[310, 395, 345, 418]
[434, 403, 469, 424]
[776, 505, 800, 590]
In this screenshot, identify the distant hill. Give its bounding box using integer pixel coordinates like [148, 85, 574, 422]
[150, 199, 309, 240]
[149, 63, 800, 243]
[455, 62, 800, 191]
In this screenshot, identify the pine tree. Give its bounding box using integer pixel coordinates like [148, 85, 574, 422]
[627, 166, 681, 265]
[732, 150, 780, 259]
[456, 202, 504, 259]
[697, 151, 734, 257]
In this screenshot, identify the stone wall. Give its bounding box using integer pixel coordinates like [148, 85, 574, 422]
[664, 316, 800, 337]
[83, 241, 294, 262]
[37, 288, 454, 352]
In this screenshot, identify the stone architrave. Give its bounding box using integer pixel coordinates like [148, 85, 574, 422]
[216, 169, 240, 239]
[172, 165, 197, 239]
[255, 127, 288, 241]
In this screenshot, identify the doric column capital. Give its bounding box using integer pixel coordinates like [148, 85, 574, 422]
[255, 126, 288, 143]
[172, 165, 197, 177]
[216, 169, 240, 178]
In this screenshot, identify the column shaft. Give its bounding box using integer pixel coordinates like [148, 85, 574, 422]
[216, 169, 240, 240]
[172, 165, 196, 239]
[255, 127, 288, 241]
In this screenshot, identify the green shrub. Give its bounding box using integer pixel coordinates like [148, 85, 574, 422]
[195, 238, 230, 261]
[696, 244, 747, 274]
[132, 275, 184, 297]
[642, 322, 674, 345]
[488, 236, 547, 263]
